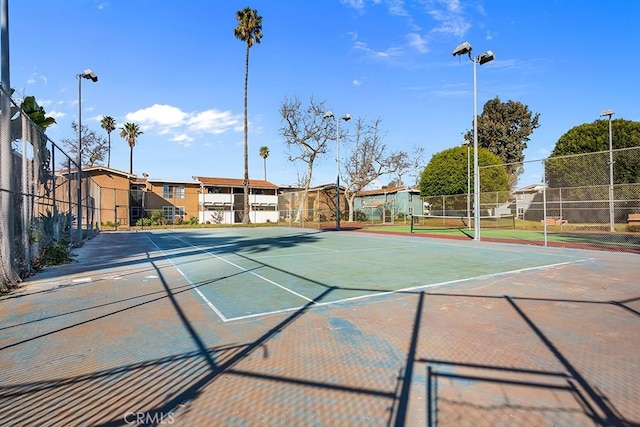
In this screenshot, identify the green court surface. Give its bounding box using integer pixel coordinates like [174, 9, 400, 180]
[145, 227, 591, 321]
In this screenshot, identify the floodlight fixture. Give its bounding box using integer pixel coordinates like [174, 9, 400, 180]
[452, 41, 472, 57]
[323, 111, 334, 119]
[478, 51, 495, 65]
[80, 69, 98, 82]
[342, 114, 351, 121]
[600, 109, 614, 117]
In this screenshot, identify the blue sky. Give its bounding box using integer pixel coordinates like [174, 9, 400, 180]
[7, 0, 639, 189]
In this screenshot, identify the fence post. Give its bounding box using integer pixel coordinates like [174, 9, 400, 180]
[542, 159, 548, 247]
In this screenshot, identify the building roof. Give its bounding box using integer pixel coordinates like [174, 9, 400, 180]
[194, 176, 278, 189]
[515, 183, 547, 192]
[357, 186, 419, 197]
[57, 165, 136, 179]
[146, 178, 201, 185]
[362, 201, 389, 208]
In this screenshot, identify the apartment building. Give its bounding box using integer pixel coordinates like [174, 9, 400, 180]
[194, 176, 278, 224]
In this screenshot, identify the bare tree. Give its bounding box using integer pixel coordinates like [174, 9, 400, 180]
[279, 95, 334, 220]
[387, 145, 426, 188]
[59, 121, 109, 168]
[342, 117, 406, 221]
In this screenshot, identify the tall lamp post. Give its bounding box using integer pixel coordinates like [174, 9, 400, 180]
[601, 108, 615, 232]
[76, 69, 98, 242]
[323, 111, 351, 230]
[462, 140, 471, 229]
[452, 42, 494, 241]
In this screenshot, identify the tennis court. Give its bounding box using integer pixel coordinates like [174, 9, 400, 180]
[0, 227, 638, 426]
[146, 227, 589, 321]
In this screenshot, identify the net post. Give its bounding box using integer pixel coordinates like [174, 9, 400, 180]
[410, 214, 414, 233]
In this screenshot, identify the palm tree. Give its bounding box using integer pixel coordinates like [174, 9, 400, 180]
[100, 116, 116, 168]
[259, 145, 269, 181]
[234, 7, 263, 224]
[119, 122, 143, 174]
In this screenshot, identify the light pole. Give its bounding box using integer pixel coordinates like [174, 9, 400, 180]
[76, 69, 98, 242]
[323, 111, 351, 230]
[452, 42, 494, 241]
[601, 108, 615, 232]
[462, 140, 471, 229]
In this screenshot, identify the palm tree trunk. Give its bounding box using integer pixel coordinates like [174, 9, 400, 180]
[242, 42, 250, 224]
[107, 133, 111, 168]
[263, 158, 266, 181]
[129, 145, 133, 174]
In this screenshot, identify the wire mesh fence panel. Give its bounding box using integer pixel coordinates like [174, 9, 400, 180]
[486, 148, 640, 252]
[277, 188, 351, 228]
[0, 88, 101, 290]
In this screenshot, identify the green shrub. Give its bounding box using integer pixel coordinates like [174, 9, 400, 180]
[136, 217, 153, 226]
[34, 241, 75, 268]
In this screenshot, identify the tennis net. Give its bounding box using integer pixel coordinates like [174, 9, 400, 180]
[410, 214, 516, 233]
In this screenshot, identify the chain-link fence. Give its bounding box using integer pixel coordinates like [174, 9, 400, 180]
[423, 147, 640, 252]
[1, 87, 101, 290]
[277, 187, 342, 228]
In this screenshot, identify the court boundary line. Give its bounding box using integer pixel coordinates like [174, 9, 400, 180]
[145, 235, 230, 322]
[223, 258, 592, 322]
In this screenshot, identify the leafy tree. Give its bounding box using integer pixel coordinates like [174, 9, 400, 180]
[59, 122, 109, 168]
[18, 95, 57, 131]
[279, 95, 335, 219]
[259, 145, 269, 181]
[234, 7, 263, 224]
[419, 146, 509, 196]
[342, 117, 405, 221]
[119, 122, 143, 174]
[464, 97, 540, 187]
[100, 116, 116, 168]
[547, 118, 640, 188]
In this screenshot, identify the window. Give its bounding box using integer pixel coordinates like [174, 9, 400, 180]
[408, 206, 413, 215]
[163, 184, 185, 199]
[163, 206, 185, 222]
[131, 206, 144, 219]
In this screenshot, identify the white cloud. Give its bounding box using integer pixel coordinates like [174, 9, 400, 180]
[407, 33, 428, 53]
[187, 109, 241, 134]
[354, 39, 404, 59]
[353, 79, 362, 86]
[171, 133, 194, 146]
[48, 111, 66, 120]
[125, 104, 188, 130]
[425, 0, 471, 37]
[341, 0, 366, 10]
[122, 104, 242, 144]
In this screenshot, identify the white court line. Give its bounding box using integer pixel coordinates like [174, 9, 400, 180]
[170, 235, 315, 303]
[145, 234, 228, 322]
[147, 233, 315, 322]
[224, 257, 591, 322]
